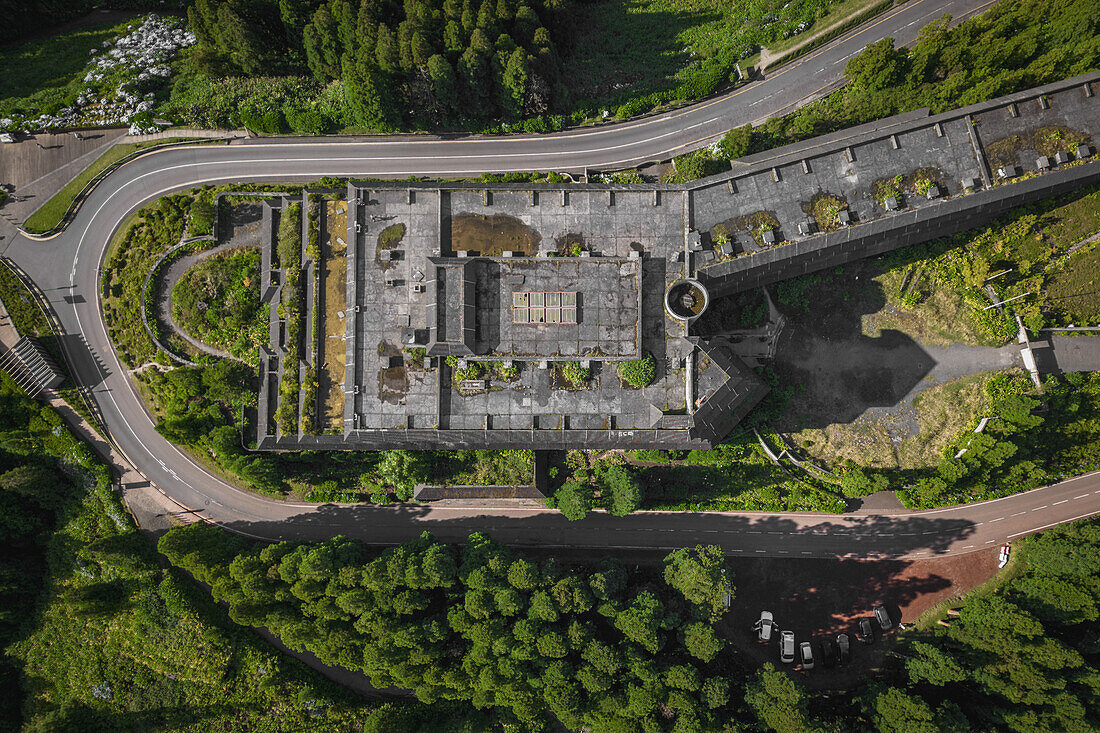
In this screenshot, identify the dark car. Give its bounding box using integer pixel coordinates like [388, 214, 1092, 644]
[819, 637, 838, 668]
[873, 604, 894, 632]
[857, 618, 874, 644]
[836, 633, 851, 664]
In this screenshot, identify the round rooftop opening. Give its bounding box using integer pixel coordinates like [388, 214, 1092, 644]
[665, 278, 709, 321]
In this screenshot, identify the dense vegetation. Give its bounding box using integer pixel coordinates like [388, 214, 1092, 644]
[103, 194, 193, 367]
[673, 0, 1100, 178]
[158, 516, 1100, 732]
[168, 0, 868, 132]
[854, 519, 1100, 732]
[0, 369, 483, 730]
[275, 202, 304, 436]
[180, 0, 570, 130]
[766, 188, 1100, 508]
[172, 248, 267, 362]
[896, 371, 1100, 508]
[162, 524, 737, 730]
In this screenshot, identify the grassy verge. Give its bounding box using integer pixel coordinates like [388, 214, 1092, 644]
[22, 138, 214, 235]
[763, 0, 885, 59]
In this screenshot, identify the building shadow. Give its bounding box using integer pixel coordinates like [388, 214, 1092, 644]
[57, 332, 109, 389]
[764, 263, 938, 429]
[221, 502, 977, 559]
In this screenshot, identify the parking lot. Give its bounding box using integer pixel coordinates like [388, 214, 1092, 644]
[721, 548, 1000, 687]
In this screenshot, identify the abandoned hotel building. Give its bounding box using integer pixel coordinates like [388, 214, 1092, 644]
[253, 71, 1100, 451]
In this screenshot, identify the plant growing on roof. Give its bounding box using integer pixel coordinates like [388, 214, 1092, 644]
[618, 353, 656, 388]
[562, 361, 590, 386]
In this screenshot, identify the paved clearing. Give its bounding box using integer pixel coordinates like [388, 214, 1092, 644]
[723, 548, 999, 687]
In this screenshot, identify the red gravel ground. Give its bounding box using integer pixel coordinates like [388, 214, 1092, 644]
[720, 548, 1001, 687]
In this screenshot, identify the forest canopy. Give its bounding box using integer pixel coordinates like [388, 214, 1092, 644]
[184, 0, 569, 129]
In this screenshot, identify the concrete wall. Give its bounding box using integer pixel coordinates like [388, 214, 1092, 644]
[700, 161, 1100, 296]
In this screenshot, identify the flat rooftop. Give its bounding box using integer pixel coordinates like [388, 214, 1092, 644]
[471, 256, 641, 360]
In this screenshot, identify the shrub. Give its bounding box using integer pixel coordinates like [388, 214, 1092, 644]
[618, 354, 656, 388]
[562, 362, 590, 386]
[189, 190, 215, 236]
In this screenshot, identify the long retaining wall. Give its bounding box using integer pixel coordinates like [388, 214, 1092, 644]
[701, 162, 1100, 296]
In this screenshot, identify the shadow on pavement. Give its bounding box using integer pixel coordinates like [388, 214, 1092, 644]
[57, 332, 109, 388]
[222, 502, 977, 558]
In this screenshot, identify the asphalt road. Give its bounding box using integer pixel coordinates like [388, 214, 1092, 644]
[4, 0, 1098, 559]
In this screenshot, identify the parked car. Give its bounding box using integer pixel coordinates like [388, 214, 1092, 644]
[780, 631, 795, 663]
[799, 641, 815, 670]
[755, 611, 775, 642]
[874, 604, 893, 632]
[820, 637, 838, 668]
[999, 544, 1011, 568]
[836, 633, 851, 664]
[857, 618, 874, 644]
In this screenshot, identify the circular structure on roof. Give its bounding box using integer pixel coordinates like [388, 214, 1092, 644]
[665, 278, 709, 321]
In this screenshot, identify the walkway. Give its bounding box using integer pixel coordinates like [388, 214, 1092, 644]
[0, 128, 129, 225]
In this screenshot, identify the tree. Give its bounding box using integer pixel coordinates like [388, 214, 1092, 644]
[344, 57, 399, 132]
[614, 591, 665, 653]
[601, 465, 643, 516]
[662, 545, 732, 620]
[840, 468, 889, 498]
[555, 481, 592, 521]
[745, 663, 814, 733]
[682, 622, 725, 662]
[500, 46, 529, 117]
[303, 5, 341, 80]
[905, 641, 966, 685]
[718, 124, 753, 160]
[427, 54, 458, 111]
[375, 23, 400, 73]
[869, 688, 943, 733]
[845, 38, 910, 92]
[375, 450, 432, 498]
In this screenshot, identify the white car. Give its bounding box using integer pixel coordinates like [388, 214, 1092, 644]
[780, 631, 795, 663]
[998, 544, 1011, 568]
[755, 611, 775, 642]
[799, 641, 814, 670]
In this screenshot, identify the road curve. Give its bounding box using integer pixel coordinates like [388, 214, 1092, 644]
[4, 0, 1099, 559]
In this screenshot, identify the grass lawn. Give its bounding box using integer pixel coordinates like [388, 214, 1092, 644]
[1046, 246, 1100, 326]
[0, 17, 134, 114]
[791, 370, 1007, 471]
[22, 138, 211, 235]
[561, 0, 854, 107]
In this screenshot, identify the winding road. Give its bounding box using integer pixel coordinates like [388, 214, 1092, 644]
[3, 0, 1099, 560]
